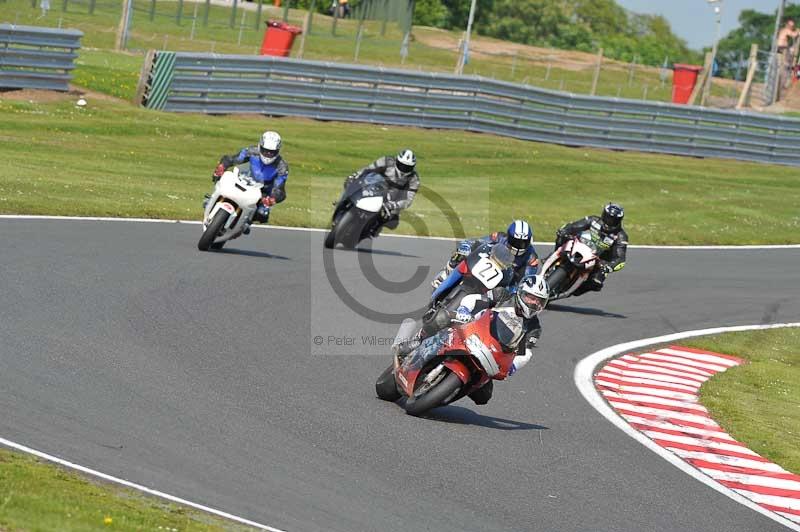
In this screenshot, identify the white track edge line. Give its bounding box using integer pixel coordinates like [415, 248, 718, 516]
[2, 215, 799, 248]
[574, 322, 800, 531]
[0, 437, 287, 532]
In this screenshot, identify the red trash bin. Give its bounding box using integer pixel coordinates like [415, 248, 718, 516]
[671, 64, 703, 104]
[260, 20, 303, 57]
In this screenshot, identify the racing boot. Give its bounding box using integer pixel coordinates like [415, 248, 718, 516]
[254, 204, 271, 224]
[383, 214, 400, 230]
[468, 380, 493, 405]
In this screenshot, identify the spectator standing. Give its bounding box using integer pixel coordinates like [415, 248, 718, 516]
[777, 18, 800, 88]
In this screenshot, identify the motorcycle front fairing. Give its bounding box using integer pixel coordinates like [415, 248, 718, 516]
[335, 173, 387, 214]
[396, 329, 453, 398]
[204, 167, 261, 239]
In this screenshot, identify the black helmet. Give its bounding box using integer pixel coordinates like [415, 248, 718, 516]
[601, 203, 624, 232]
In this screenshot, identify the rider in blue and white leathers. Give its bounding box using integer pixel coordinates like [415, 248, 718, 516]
[211, 131, 288, 231]
[431, 220, 539, 299]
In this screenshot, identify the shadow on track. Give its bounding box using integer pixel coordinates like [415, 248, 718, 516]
[546, 303, 626, 319]
[424, 405, 549, 431]
[216, 248, 291, 260]
[330, 246, 420, 258]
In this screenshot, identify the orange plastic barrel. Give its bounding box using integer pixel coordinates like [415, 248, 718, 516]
[260, 20, 302, 57]
[671, 64, 703, 104]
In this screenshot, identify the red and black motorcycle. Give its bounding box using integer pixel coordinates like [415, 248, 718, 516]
[375, 309, 523, 416]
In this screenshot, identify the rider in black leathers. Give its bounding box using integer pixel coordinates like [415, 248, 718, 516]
[555, 203, 628, 296]
[344, 149, 419, 233]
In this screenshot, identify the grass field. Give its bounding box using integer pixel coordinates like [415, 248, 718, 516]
[1, 94, 799, 244]
[0, 0, 685, 102]
[0, 447, 250, 531]
[682, 328, 800, 475]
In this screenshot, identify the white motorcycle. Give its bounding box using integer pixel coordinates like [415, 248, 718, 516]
[198, 167, 263, 251]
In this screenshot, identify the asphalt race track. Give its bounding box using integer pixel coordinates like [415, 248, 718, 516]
[1, 218, 799, 532]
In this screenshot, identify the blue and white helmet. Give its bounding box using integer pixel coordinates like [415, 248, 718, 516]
[506, 220, 532, 257]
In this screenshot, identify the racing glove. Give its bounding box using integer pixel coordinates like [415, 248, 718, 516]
[381, 202, 396, 220]
[453, 305, 473, 324]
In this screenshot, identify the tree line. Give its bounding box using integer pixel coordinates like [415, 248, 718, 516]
[412, 0, 701, 66]
[290, 0, 700, 67]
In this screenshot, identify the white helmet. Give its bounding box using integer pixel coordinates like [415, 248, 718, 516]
[515, 275, 549, 318]
[259, 131, 282, 165]
[395, 149, 416, 176]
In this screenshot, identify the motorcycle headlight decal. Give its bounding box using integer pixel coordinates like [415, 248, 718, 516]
[465, 334, 500, 377]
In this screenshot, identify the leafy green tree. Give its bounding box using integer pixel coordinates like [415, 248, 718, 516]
[482, 0, 593, 50]
[413, 0, 450, 28]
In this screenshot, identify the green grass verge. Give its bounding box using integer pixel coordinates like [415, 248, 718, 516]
[1, 96, 799, 244]
[0, 0, 680, 102]
[0, 447, 251, 531]
[680, 328, 800, 475]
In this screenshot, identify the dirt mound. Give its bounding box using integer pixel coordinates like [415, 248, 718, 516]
[0, 87, 129, 104]
[0, 88, 78, 103]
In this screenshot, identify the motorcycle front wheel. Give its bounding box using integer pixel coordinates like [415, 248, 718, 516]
[332, 209, 364, 250]
[404, 371, 463, 417]
[198, 209, 229, 251]
[545, 266, 569, 297]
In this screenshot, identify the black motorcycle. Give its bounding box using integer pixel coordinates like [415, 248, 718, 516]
[325, 172, 393, 249]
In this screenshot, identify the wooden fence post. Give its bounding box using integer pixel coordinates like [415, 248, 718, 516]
[590, 47, 603, 96]
[297, 0, 316, 58]
[688, 52, 712, 106]
[134, 49, 156, 105]
[736, 44, 759, 110]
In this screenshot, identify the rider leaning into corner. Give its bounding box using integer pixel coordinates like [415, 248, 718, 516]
[398, 275, 549, 406]
[345, 149, 419, 233]
[555, 203, 628, 296]
[431, 220, 539, 297]
[209, 130, 288, 234]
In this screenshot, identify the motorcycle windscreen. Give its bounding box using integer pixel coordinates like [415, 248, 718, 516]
[392, 318, 419, 353]
[467, 243, 514, 290]
[347, 172, 386, 197]
[489, 311, 524, 352]
[578, 229, 602, 253]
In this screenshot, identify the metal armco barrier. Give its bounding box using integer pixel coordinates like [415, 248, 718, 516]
[0, 24, 83, 92]
[140, 52, 800, 167]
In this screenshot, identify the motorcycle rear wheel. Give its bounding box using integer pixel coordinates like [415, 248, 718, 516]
[404, 371, 463, 417]
[198, 209, 229, 251]
[375, 363, 401, 401]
